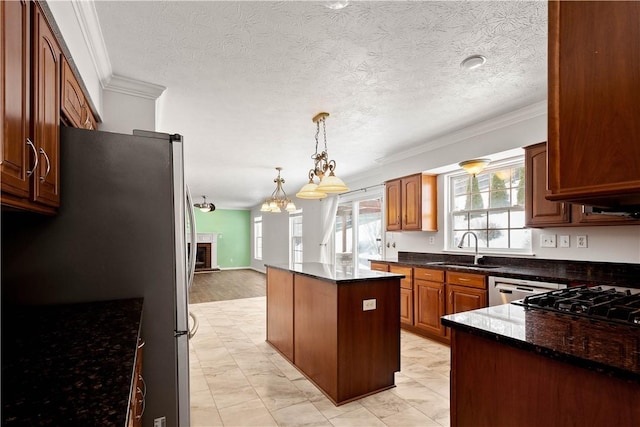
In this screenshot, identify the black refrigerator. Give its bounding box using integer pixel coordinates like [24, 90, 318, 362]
[2, 126, 197, 426]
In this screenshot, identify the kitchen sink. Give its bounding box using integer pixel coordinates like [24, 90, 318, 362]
[426, 262, 501, 270]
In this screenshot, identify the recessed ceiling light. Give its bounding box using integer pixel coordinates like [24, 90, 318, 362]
[460, 55, 487, 70]
[324, 1, 349, 10]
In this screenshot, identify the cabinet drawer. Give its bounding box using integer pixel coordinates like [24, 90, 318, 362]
[370, 262, 389, 272]
[414, 268, 444, 283]
[390, 265, 413, 289]
[447, 271, 486, 289]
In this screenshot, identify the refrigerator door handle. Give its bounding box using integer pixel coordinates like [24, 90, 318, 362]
[186, 186, 197, 289]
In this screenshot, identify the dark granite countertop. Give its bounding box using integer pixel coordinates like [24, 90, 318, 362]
[1, 298, 144, 426]
[371, 252, 640, 288]
[442, 303, 640, 383]
[266, 262, 405, 284]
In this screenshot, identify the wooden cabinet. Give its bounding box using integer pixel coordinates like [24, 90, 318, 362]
[525, 142, 570, 227]
[414, 268, 446, 338]
[1, 1, 60, 214]
[390, 265, 413, 325]
[447, 284, 487, 315]
[385, 174, 437, 231]
[1, 0, 31, 200]
[62, 56, 97, 130]
[525, 142, 640, 227]
[446, 271, 487, 320]
[32, 1, 61, 208]
[547, 1, 640, 208]
[385, 179, 402, 231]
[129, 337, 145, 427]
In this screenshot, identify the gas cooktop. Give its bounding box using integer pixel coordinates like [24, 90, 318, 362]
[517, 285, 640, 326]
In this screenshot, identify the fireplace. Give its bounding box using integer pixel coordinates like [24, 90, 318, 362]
[188, 233, 218, 271]
[195, 243, 211, 271]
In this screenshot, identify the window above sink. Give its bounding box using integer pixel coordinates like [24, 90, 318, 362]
[446, 157, 532, 254]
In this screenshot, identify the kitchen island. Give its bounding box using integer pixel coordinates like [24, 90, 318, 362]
[442, 303, 640, 427]
[265, 263, 404, 405]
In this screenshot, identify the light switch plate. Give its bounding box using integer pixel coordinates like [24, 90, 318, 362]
[559, 235, 570, 248]
[540, 234, 557, 248]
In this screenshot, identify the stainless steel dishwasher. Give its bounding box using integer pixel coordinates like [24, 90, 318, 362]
[488, 276, 567, 306]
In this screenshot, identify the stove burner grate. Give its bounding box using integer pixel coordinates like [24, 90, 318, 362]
[521, 286, 640, 326]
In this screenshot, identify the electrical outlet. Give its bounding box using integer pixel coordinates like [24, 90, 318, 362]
[428, 236, 435, 245]
[559, 235, 570, 248]
[363, 299, 377, 311]
[540, 234, 557, 248]
[154, 417, 166, 427]
[577, 235, 588, 248]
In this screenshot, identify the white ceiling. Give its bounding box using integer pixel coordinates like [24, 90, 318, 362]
[93, 1, 548, 209]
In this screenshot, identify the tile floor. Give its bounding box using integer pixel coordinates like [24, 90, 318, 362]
[189, 297, 451, 427]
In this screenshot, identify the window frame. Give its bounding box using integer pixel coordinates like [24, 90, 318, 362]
[253, 215, 263, 260]
[445, 157, 531, 254]
[289, 210, 303, 269]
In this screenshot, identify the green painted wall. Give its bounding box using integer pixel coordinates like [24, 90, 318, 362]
[193, 209, 251, 268]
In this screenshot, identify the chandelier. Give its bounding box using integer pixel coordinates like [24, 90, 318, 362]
[194, 196, 215, 213]
[296, 112, 349, 199]
[260, 167, 297, 213]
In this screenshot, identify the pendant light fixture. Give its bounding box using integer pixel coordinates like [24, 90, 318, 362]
[260, 167, 297, 213]
[194, 196, 215, 213]
[296, 112, 349, 199]
[458, 159, 491, 176]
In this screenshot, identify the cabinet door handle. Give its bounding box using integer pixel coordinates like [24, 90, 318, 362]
[39, 148, 51, 182]
[136, 392, 146, 419]
[458, 278, 470, 282]
[138, 374, 146, 397]
[26, 139, 39, 177]
[439, 289, 443, 303]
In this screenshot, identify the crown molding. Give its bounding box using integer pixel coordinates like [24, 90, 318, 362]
[374, 100, 547, 165]
[70, 0, 112, 87]
[103, 75, 167, 100]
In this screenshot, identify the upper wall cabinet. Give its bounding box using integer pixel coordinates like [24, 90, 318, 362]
[547, 1, 640, 209]
[32, 1, 61, 208]
[62, 56, 97, 130]
[385, 173, 437, 232]
[525, 142, 639, 227]
[2, 1, 97, 215]
[1, 1, 60, 214]
[1, 0, 31, 201]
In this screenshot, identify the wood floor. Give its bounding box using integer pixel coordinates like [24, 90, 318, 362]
[189, 269, 266, 304]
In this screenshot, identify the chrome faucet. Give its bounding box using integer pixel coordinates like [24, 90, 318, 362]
[457, 231, 482, 265]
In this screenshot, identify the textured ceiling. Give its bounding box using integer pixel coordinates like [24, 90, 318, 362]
[93, 1, 547, 209]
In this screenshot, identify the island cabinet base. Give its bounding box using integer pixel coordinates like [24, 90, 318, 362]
[266, 266, 401, 406]
[450, 330, 640, 427]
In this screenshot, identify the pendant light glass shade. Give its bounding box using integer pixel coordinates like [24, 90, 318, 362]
[316, 172, 349, 193]
[296, 180, 328, 199]
[297, 112, 348, 199]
